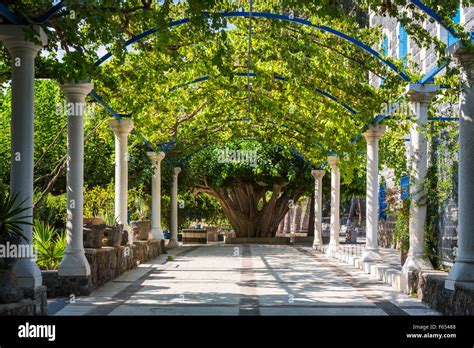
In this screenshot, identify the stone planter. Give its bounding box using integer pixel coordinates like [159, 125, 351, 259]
[182, 229, 207, 244]
[104, 224, 123, 247]
[83, 224, 105, 248]
[0, 236, 24, 304]
[131, 221, 151, 241]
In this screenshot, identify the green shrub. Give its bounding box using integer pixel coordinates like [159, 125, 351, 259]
[33, 192, 66, 229]
[393, 199, 410, 254]
[33, 220, 66, 270]
[83, 184, 114, 218]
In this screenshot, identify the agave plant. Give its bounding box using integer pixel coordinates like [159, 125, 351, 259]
[0, 191, 30, 242]
[0, 191, 31, 303]
[32, 220, 66, 270]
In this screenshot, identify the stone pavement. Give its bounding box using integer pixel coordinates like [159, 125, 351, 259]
[49, 244, 439, 316]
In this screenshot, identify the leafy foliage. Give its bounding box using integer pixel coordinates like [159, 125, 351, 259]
[0, 191, 30, 242]
[32, 220, 66, 270]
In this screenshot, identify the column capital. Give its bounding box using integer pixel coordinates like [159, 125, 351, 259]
[363, 124, 386, 141]
[448, 40, 474, 82]
[0, 25, 47, 56]
[405, 84, 440, 103]
[147, 151, 166, 162]
[60, 82, 94, 103]
[108, 118, 134, 135]
[173, 167, 182, 176]
[327, 156, 339, 168]
[311, 169, 326, 179]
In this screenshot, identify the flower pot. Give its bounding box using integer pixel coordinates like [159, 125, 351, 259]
[105, 224, 123, 247]
[83, 224, 105, 248]
[83, 217, 104, 225]
[0, 236, 24, 304]
[131, 221, 151, 241]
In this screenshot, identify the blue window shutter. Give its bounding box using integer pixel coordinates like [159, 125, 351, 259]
[401, 176, 410, 200]
[448, 5, 461, 47]
[382, 35, 389, 56]
[379, 182, 387, 220]
[398, 25, 408, 66]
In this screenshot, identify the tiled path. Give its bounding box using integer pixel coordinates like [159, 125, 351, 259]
[50, 244, 439, 316]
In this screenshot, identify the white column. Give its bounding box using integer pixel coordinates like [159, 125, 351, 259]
[403, 84, 439, 273]
[361, 125, 386, 262]
[147, 151, 165, 240]
[446, 44, 474, 289]
[312, 169, 326, 247]
[326, 156, 340, 256]
[169, 167, 181, 248]
[58, 82, 93, 277]
[108, 119, 134, 244]
[0, 25, 47, 289]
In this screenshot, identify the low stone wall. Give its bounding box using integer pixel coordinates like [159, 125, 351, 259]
[0, 285, 47, 316]
[409, 271, 474, 316]
[43, 240, 166, 297]
[314, 244, 473, 315]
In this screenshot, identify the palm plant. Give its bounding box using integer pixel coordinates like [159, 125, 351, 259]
[33, 220, 66, 270]
[0, 191, 31, 242]
[0, 191, 32, 303]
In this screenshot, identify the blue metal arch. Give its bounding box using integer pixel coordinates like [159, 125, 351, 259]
[411, 0, 458, 38]
[93, 11, 410, 81]
[169, 72, 358, 116]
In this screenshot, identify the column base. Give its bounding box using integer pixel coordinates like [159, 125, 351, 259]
[14, 258, 43, 289]
[151, 227, 164, 240]
[167, 240, 180, 249]
[312, 241, 322, 249]
[58, 250, 91, 277]
[361, 249, 382, 262]
[445, 258, 474, 290]
[402, 254, 433, 272]
[325, 244, 340, 257]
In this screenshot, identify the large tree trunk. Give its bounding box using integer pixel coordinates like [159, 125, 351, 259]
[194, 179, 306, 238]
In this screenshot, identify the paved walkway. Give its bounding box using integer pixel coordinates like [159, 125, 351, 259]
[50, 244, 439, 316]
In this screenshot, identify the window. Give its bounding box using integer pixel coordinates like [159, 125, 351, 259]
[398, 24, 408, 66]
[382, 34, 389, 56]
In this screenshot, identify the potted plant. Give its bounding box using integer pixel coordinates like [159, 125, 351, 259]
[0, 192, 31, 303]
[130, 197, 151, 241]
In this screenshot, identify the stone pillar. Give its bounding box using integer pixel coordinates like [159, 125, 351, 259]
[292, 205, 302, 233]
[326, 156, 340, 256]
[108, 119, 134, 244]
[312, 169, 326, 247]
[283, 212, 291, 234]
[361, 125, 386, 262]
[403, 84, 439, 273]
[169, 167, 181, 248]
[299, 198, 311, 232]
[446, 44, 474, 290]
[0, 25, 47, 289]
[147, 152, 166, 240]
[57, 82, 93, 277]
